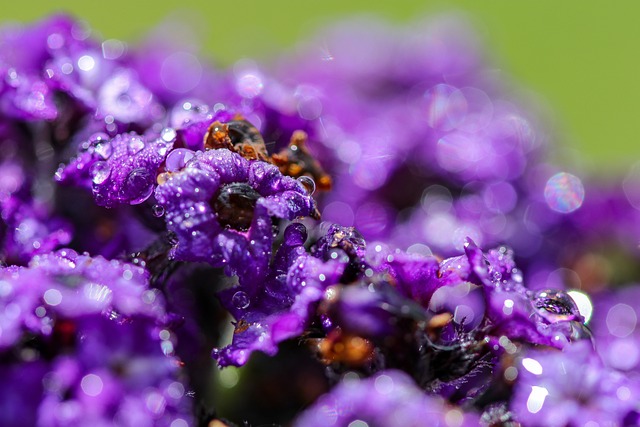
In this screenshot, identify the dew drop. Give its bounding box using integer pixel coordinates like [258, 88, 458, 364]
[532, 290, 582, 323]
[161, 127, 177, 143]
[94, 141, 112, 159]
[90, 161, 111, 185]
[152, 204, 165, 217]
[232, 291, 250, 310]
[128, 136, 145, 154]
[297, 175, 316, 195]
[284, 223, 307, 246]
[165, 148, 195, 172]
[124, 167, 154, 204]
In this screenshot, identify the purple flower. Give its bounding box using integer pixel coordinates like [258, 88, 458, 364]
[214, 246, 345, 367]
[272, 17, 547, 255]
[589, 285, 640, 373]
[0, 249, 166, 350]
[295, 370, 479, 426]
[36, 316, 192, 427]
[57, 131, 174, 208]
[0, 249, 192, 426]
[510, 342, 638, 426]
[155, 149, 317, 279]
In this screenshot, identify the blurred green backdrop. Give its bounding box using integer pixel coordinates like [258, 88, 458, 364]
[4, 0, 639, 175]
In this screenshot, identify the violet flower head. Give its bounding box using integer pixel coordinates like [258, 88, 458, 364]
[510, 342, 639, 426]
[0, 248, 165, 347]
[214, 244, 345, 367]
[274, 16, 555, 260]
[589, 285, 640, 373]
[295, 370, 479, 427]
[0, 249, 192, 426]
[155, 149, 318, 277]
[57, 130, 174, 208]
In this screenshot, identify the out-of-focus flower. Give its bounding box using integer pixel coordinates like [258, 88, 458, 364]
[510, 342, 639, 426]
[294, 370, 479, 426]
[0, 249, 192, 426]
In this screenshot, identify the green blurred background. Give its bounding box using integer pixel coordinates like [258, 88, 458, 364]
[4, 0, 639, 174]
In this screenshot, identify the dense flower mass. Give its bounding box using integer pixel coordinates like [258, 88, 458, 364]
[1, 12, 640, 427]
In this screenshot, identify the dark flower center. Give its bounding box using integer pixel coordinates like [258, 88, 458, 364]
[212, 182, 261, 231]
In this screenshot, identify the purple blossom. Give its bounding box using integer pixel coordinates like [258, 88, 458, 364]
[155, 149, 317, 278]
[295, 370, 479, 426]
[589, 286, 640, 373]
[57, 131, 173, 208]
[214, 244, 345, 367]
[0, 249, 191, 426]
[510, 342, 638, 426]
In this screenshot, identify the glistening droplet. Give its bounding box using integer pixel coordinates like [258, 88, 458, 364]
[232, 291, 250, 310]
[124, 167, 154, 205]
[297, 175, 316, 195]
[90, 161, 111, 185]
[532, 290, 582, 323]
[284, 223, 307, 246]
[152, 204, 165, 217]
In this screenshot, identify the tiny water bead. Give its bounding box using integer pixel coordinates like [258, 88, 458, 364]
[90, 161, 111, 185]
[544, 172, 585, 213]
[531, 290, 582, 323]
[297, 175, 316, 195]
[232, 291, 250, 310]
[212, 183, 261, 231]
[152, 204, 165, 218]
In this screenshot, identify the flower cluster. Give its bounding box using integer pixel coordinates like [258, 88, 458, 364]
[1, 13, 640, 427]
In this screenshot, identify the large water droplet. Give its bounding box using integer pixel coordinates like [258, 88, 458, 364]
[297, 175, 316, 195]
[232, 291, 250, 310]
[161, 127, 177, 143]
[90, 161, 111, 185]
[125, 167, 154, 204]
[532, 290, 582, 323]
[284, 223, 307, 246]
[165, 148, 195, 172]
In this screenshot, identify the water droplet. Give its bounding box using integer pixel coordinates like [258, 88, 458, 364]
[511, 268, 523, 283]
[90, 161, 111, 185]
[161, 127, 177, 143]
[124, 167, 154, 204]
[544, 172, 585, 213]
[232, 291, 250, 310]
[152, 204, 165, 217]
[94, 141, 112, 159]
[128, 136, 145, 154]
[532, 290, 582, 323]
[296, 175, 316, 195]
[283, 223, 307, 246]
[165, 148, 195, 172]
